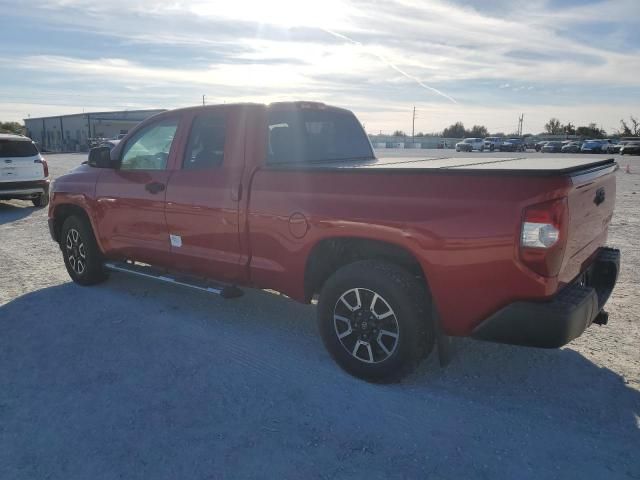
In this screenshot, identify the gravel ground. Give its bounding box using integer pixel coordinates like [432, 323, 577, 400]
[1, 151, 639, 480]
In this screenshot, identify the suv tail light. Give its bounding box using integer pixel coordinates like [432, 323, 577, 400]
[519, 197, 568, 277]
[35, 157, 49, 177]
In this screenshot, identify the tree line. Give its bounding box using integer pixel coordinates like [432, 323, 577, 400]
[391, 115, 639, 139]
[543, 116, 638, 138]
[0, 121, 25, 135]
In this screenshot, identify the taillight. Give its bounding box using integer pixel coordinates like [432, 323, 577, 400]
[519, 197, 568, 277]
[35, 157, 49, 177]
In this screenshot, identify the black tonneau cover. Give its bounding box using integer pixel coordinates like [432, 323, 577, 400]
[269, 156, 617, 176]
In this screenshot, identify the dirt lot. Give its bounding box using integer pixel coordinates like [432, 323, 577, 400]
[1, 152, 639, 479]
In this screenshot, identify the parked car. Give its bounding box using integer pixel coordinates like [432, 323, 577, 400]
[47, 101, 620, 382]
[483, 137, 502, 151]
[535, 141, 548, 152]
[455, 138, 485, 152]
[620, 141, 640, 155]
[0, 133, 50, 207]
[607, 141, 626, 154]
[541, 141, 563, 153]
[499, 138, 526, 152]
[581, 139, 607, 153]
[561, 141, 582, 153]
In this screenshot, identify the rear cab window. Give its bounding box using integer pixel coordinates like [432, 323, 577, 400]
[267, 106, 373, 165]
[182, 112, 226, 170]
[0, 140, 39, 157]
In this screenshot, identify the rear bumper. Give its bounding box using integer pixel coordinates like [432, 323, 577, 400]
[472, 247, 620, 348]
[0, 179, 49, 199]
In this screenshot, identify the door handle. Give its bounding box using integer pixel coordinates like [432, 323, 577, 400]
[145, 182, 166, 194]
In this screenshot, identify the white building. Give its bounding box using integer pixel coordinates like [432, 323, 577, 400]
[24, 109, 165, 152]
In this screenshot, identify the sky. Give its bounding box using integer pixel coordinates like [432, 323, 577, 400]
[0, 0, 638, 135]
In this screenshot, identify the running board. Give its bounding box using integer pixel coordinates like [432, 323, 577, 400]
[103, 261, 244, 299]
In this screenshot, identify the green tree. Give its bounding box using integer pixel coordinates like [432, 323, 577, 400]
[562, 122, 576, 135]
[619, 116, 639, 136]
[469, 125, 488, 137]
[576, 123, 606, 138]
[392, 130, 407, 137]
[442, 122, 466, 138]
[544, 118, 562, 135]
[0, 121, 24, 134]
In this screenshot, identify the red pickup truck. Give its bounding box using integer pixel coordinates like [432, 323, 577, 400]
[48, 102, 620, 381]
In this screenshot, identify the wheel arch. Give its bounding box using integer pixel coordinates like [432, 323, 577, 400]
[303, 236, 429, 303]
[51, 203, 100, 250]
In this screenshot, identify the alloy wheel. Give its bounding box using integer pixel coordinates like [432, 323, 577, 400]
[65, 228, 86, 275]
[333, 288, 400, 364]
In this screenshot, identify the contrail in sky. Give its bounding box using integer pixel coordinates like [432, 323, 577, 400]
[323, 28, 458, 104]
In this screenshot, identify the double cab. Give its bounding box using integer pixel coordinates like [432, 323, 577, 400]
[48, 102, 620, 381]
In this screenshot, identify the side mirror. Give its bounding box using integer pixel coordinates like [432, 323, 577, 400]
[88, 146, 115, 168]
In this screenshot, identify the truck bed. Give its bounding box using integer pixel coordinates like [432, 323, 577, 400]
[269, 156, 616, 175]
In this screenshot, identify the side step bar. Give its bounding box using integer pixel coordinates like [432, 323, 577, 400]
[103, 261, 244, 299]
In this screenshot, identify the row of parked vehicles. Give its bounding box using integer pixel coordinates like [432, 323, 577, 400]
[536, 139, 640, 155]
[456, 137, 640, 155]
[455, 137, 526, 152]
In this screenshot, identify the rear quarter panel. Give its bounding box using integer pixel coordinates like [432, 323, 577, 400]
[248, 169, 572, 335]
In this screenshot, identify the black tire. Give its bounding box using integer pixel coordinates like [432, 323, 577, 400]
[32, 193, 49, 207]
[60, 215, 108, 286]
[317, 260, 434, 382]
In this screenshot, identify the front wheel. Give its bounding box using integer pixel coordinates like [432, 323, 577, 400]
[60, 215, 108, 286]
[317, 260, 434, 382]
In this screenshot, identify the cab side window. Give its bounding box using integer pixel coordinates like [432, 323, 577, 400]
[121, 119, 179, 171]
[183, 112, 226, 170]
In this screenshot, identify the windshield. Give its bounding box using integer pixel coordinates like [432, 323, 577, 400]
[267, 108, 373, 164]
[0, 139, 38, 157]
[584, 141, 601, 146]
[463, 138, 476, 143]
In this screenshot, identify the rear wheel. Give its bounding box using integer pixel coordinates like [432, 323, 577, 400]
[317, 260, 434, 382]
[60, 215, 108, 285]
[32, 193, 49, 207]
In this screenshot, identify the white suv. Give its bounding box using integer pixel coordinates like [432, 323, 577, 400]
[0, 133, 50, 207]
[455, 138, 485, 152]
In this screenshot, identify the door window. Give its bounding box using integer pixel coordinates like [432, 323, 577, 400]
[183, 112, 226, 170]
[121, 119, 179, 170]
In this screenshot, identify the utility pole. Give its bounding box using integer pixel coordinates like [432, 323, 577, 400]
[412, 106, 416, 142]
[517, 113, 524, 136]
[202, 95, 206, 106]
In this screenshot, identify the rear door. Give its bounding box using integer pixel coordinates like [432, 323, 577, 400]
[163, 107, 247, 283]
[94, 115, 182, 266]
[0, 139, 43, 183]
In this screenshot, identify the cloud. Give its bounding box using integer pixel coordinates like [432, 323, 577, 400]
[1, 0, 639, 133]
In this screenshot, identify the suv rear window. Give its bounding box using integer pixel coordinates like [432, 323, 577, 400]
[267, 108, 373, 164]
[0, 139, 38, 157]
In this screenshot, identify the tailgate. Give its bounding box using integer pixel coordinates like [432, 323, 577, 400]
[560, 163, 617, 284]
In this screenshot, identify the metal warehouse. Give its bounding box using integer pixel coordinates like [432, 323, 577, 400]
[23, 109, 166, 152]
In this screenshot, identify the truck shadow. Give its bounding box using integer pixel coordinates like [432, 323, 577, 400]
[1, 279, 638, 477]
[0, 201, 37, 225]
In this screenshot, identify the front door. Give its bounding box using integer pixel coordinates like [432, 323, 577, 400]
[164, 107, 247, 283]
[95, 116, 182, 267]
